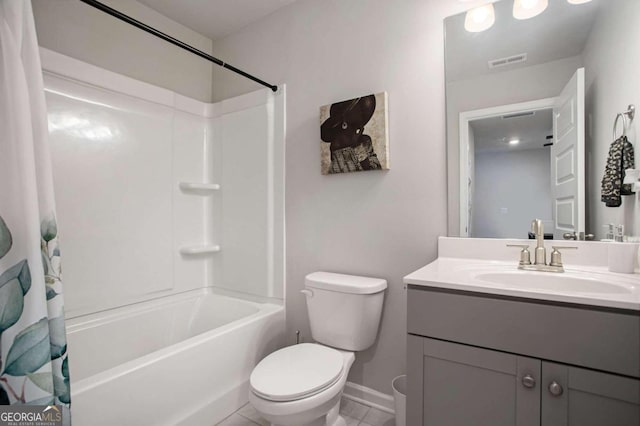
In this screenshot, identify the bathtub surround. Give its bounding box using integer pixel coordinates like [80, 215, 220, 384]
[210, 0, 468, 396]
[0, 0, 70, 415]
[42, 49, 285, 317]
[41, 49, 285, 423]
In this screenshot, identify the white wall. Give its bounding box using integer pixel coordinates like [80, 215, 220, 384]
[473, 149, 552, 239]
[583, 0, 640, 239]
[32, 0, 214, 102]
[447, 55, 584, 235]
[210, 0, 468, 394]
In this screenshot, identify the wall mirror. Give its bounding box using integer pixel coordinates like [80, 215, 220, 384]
[445, 0, 640, 240]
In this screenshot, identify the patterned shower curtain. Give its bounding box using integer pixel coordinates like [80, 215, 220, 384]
[0, 0, 70, 417]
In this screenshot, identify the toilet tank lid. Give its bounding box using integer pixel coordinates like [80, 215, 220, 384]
[305, 272, 387, 294]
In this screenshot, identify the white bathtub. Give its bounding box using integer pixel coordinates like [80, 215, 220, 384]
[66, 289, 285, 425]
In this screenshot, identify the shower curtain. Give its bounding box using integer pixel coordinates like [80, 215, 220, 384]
[0, 0, 70, 414]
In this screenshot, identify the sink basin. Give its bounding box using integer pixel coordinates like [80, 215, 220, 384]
[474, 271, 633, 294]
[403, 239, 640, 310]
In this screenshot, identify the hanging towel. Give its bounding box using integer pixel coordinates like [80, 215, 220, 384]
[601, 135, 635, 207]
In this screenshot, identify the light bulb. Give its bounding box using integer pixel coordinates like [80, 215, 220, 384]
[464, 3, 496, 33]
[509, 139, 520, 145]
[513, 0, 549, 20]
[567, 0, 592, 4]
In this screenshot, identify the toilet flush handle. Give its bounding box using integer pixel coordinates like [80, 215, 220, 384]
[300, 289, 314, 298]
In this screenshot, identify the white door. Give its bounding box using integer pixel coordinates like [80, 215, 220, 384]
[551, 68, 585, 240]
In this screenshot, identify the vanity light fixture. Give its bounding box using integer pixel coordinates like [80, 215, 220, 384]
[513, 0, 548, 20]
[567, 0, 592, 4]
[464, 3, 496, 33]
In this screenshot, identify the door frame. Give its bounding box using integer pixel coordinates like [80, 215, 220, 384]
[458, 97, 557, 237]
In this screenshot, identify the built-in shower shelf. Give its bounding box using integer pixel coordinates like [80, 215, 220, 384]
[178, 182, 221, 193]
[179, 245, 221, 255]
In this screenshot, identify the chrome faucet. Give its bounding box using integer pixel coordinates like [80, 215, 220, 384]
[507, 219, 577, 273]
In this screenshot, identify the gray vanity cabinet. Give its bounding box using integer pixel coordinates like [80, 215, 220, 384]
[409, 335, 540, 426]
[541, 361, 640, 426]
[407, 286, 640, 426]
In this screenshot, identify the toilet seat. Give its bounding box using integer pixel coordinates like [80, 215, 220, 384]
[250, 343, 344, 402]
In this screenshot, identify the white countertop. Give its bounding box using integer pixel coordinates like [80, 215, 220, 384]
[404, 256, 640, 312]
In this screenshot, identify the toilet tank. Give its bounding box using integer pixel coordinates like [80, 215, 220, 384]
[303, 272, 387, 351]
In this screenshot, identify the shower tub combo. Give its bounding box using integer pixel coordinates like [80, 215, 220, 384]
[42, 47, 286, 425]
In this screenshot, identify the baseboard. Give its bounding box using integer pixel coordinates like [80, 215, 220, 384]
[342, 381, 395, 414]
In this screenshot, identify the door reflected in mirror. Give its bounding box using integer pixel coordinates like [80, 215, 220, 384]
[464, 104, 555, 239]
[445, 0, 640, 241]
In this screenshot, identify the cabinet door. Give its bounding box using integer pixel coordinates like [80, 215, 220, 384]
[542, 361, 640, 426]
[407, 335, 540, 426]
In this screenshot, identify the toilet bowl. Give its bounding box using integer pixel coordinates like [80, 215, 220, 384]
[249, 344, 355, 426]
[248, 272, 387, 426]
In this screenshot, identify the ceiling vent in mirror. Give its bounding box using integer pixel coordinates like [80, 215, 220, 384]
[501, 111, 535, 120]
[488, 53, 528, 69]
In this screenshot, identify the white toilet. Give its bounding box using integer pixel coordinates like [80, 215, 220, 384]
[249, 271, 387, 426]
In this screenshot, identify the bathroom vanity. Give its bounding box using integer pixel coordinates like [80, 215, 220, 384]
[404, 238, 640, 426]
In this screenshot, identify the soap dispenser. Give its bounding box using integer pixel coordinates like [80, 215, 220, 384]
[602, 223, 615, 242]
[608, 224, 638, 273]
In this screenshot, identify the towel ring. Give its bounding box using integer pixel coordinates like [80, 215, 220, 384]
[613, 104, 636, 140]
[613, 112, 627, 140]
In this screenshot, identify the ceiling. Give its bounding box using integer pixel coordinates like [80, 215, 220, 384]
[471, 108, 553, 153]
[137, 0, 298, 41]
[445, 0, 601, 82]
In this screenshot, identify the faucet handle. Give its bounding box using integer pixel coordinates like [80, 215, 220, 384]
[507, 244, 532, 266]
[550, 246, 578, 268]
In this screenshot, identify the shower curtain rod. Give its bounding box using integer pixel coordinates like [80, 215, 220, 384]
[78, 0, 278, 92]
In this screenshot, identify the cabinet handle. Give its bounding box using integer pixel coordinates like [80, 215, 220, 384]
[522, 374, 536, 389]
[548, 381, 563, 397]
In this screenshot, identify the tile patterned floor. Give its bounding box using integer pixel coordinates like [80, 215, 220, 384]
[215, 397, 395, 426]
